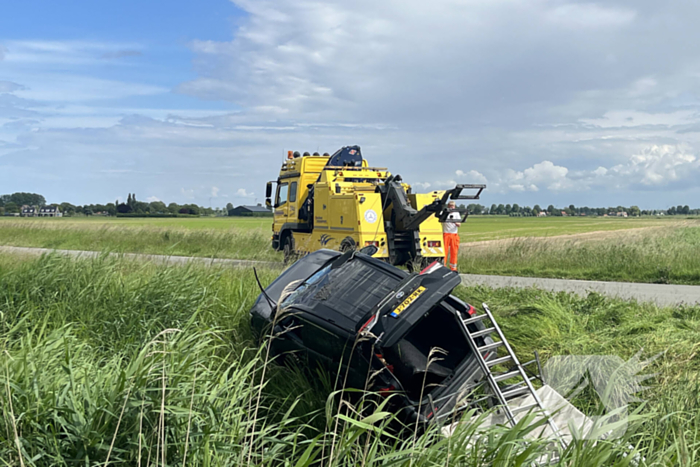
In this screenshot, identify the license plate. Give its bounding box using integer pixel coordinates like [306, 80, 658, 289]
[390, 286, 426, 317]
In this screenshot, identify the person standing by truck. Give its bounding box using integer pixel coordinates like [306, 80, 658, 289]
[443, 200, 461, 271]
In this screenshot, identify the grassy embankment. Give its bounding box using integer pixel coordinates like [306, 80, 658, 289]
[0, 219, 282, 262]
[0, 254, 698, 465]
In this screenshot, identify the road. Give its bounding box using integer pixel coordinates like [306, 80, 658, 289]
[2, 245, 699, 307]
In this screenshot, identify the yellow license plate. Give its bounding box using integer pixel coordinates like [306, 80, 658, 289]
[390, 286, 426, 317]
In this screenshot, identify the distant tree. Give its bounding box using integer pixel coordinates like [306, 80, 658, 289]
[511, 203, 520, 214]
[4, 202, 18, 213]
[8, 192, 46, 207]
[533, 204, 541, 214]
[60, 202, 76, 216]
[149, 201, 167, 213]
[629, 205, 641, 217]
[167, 203, 180, 214]
[490, 204, 498, 215]
[226, 202, 234, 212]
[547, 205, 555, 214]
[105, 203, 117, 216]
[682, 205, 690, 215]
[505, 204, 512, 215]
[496, 204, 505, 215]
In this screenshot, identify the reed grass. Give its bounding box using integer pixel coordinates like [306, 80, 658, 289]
[0, 254, 698, 465]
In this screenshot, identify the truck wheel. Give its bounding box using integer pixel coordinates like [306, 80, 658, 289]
[339, 237, 356, 253]
[283, 235, 296, 265]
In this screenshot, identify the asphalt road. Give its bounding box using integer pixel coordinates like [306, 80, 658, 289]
[2, 245, 699, 307]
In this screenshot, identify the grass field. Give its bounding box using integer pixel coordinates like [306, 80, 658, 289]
[0, 214, 683, 240]
[459, 224, 700, 284]
[0, 254, 698, 465]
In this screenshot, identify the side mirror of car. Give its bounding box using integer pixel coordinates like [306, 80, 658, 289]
[266, 181, 273, 198]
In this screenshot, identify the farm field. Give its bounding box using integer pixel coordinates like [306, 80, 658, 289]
[2, 216, 699, 284]
[0, 214, 682, 240]
[0, 253, 697, 465]
[459, 223, 700, 285]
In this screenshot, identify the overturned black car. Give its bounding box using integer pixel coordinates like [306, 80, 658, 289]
[250, 248, 497, 424]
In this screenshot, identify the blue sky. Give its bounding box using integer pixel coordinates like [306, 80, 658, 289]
[2, 0, 700, 209]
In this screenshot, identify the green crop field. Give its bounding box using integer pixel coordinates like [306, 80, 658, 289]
[0, 254, 698, 465]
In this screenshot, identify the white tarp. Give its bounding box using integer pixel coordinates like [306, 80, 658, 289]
[442, 384, 594, 443]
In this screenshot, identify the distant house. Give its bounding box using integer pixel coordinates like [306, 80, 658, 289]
[537, 211, 547, 217]
[616, 211, 628, 218]
[21, 206, 37, 217]
[561, 211, 568, 217]
[39, 206, 62, 217]
[229, 205, 273, 217]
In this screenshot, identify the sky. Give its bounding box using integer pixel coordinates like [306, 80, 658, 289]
[2, 0, 700, 209]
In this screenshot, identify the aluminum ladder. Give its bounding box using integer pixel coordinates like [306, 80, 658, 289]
[461, 303, 567, 452]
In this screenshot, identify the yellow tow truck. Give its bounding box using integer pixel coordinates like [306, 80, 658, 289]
[265, 146, 485, 268]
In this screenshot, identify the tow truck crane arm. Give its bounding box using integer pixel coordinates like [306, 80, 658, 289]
[379, 174, 485, 232]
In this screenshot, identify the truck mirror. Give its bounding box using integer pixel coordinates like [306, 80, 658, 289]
[266, 182, 273, 198]
[265, 199, 272, 209]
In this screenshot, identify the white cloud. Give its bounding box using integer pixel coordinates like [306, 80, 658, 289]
[0, 45, 6, 61]
[2, 40, 143, 65]
[607, 144, 699, 186]
[236, 188, 254, 198]
[181, 188, 195, 200]
[211, 186, 220, 197]
[146, 196, 161, 202]
[580, 110, 697, 129]
[455, 169, 488, 185]
[0, 81, 25, 93]
[545, 4, 636, 29]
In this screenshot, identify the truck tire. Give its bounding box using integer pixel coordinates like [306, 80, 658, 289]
[339, 236, 356, 253]
[283, 235, 296, 265]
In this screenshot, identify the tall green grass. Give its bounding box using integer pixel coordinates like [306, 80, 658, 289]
[459, 226, 700, 284]
[0, 254, 698, 465]
[0, 221, 281, 261]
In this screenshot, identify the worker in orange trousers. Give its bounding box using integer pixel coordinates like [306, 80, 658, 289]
[443, 200, 461, 271]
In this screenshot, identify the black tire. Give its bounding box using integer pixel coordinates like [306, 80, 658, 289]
[339, 236, 356, 253]
[283, 235, 296, 265]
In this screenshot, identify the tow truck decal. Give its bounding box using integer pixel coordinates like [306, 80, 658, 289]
[390, 286, 426, 317]
[319, 234, 335, 246]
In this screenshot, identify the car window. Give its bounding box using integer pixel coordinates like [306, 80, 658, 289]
[289, 181, 297, 203]
[281, 260, 399, 323]
[281, 265, 332, 308]
[276, 183, 289, 207]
